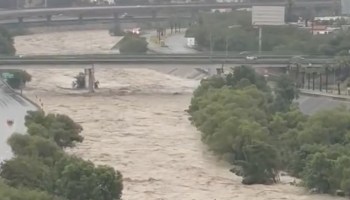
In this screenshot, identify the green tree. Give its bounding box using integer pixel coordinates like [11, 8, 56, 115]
[119, 35, 148, 54]
[0, 179, 63, 200]
[55, 156, 123, 200]
[0, 156, 54, 191]
[7, 134, 63, 161]
[302, 153, 333, 193]
[25, 111, 84, 148]
[298, 107, 350, 146]
[235, 141, 280, 185]
[0, 26, 15, 55]
[189, 63, 350, 193]
[1, 111, 124, 200]
[272, 74, 299, 112]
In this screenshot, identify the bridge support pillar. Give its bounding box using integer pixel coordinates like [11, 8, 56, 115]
[85, 66, 95, 93]
[312, 72, 316, 90]
[79, 14, 83, 22]
[191, 9, 198, 20]
[111, 12, 122, 36]
[18, 17, 23, 23]
[151, 10, 157, 19]
[113, 12, 119, 20]
[319, 73, 322, 91]
[46, 15, 52, 22]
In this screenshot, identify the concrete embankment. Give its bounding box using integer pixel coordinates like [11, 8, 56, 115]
[297, 89, 350, 115]
[0, 79, 37, 163]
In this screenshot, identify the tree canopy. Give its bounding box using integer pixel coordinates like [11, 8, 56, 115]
[119, 34, 148, 54]
[189, 65, 350, 196]
[0, 111, 123, 200]
[0, 26, 15, 55]
[186, 12, 350, 55]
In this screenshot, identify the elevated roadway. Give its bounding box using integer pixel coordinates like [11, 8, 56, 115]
[0, 16, 192, 26]
[0, 1, 336, 20]
[0, 54, 335, 66]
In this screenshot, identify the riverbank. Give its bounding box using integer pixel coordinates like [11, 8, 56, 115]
[21, 67, 345, 200]
[0, 79, 37, 163]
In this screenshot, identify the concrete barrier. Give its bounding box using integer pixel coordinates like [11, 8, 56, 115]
[300, 89, 350, 102]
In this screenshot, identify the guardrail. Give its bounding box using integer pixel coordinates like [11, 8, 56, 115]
[300, 89, 350, 102]
[0, 54, 335, 65]
[12, 53, 335, 59]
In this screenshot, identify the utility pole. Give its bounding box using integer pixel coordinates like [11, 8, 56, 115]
[209, 31, 213, 61]
[325, 66, 328, 92]
[319, 73, 322, 91]
[258, 26, 262, 54]
[312, 72, 315, 90]
[301, 70, 305, 88]
[225, 35, 228, 59]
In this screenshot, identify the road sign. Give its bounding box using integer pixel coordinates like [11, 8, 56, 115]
[1, 72, 14, 80]
[342, 0, 350, 15]
[252, 6, 285, 26]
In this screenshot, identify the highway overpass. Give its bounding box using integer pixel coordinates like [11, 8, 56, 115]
[0, 54, 335, 67]
[0, 16, 192, 28]
[0, 1, 338, 23]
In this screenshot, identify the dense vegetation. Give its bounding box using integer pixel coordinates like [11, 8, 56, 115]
[0, 69, 32, 89]
[186, 12, 350, 55]
[0, 27, 30, 89]
[188, 65, 350, 195]
[0, 111, 123, 200]
[0, 26, 15, 55]
[119, 34, 148, 54]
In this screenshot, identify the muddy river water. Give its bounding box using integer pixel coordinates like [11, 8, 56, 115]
[15, 30, 344, 200]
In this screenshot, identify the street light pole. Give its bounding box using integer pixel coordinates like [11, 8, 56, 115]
[224, 25, 239, 61]
[225, 35, 228, 58]
[210, 31, 213, 61]
[258, 26, 262, 54]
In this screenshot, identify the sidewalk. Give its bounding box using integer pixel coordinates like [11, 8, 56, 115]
[300, 89, 350, 102]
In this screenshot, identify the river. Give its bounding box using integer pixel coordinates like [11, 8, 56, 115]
[16, 30, 345, 200]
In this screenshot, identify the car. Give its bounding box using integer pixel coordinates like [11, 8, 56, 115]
[246, 56, 258, 60]
[239, 51, 249, 55]
[120, 13, 134, 19]
[291, 56, 305, 60]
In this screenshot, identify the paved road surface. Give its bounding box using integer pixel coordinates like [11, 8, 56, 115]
[0, 1, 333, 19]
[162, 34, 198, 54]
[0, 80, 37, 163]
[298, 95, 350, 115]
[145, 31, 198, 54]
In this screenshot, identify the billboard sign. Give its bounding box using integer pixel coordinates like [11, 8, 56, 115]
[252, 6, 285, 26]
[1, 72, 14, 80]
[342, 0, 350, 15]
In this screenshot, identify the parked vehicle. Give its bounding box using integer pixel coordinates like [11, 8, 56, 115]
[246, 56, 258, 60]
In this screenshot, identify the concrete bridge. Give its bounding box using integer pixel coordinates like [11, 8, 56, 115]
[0, 1, 338, 23]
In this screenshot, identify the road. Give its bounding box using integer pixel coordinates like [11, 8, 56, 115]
[0, 15, 192, 26]
[0, 55, 335, 66]
[146, 31, 198, 54]
[0, 80, 37, 163]
[0, 1, 335, 19]
[298, 95, 350, 115]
